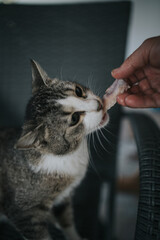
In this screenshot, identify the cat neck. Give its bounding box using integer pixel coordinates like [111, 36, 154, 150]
[29, 138, 89, 177]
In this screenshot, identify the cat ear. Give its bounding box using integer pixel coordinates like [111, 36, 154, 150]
[31, 59, 49, 94]
[15, 124, 44, 150]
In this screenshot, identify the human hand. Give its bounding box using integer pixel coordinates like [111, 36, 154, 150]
[111, 36, 160, 108]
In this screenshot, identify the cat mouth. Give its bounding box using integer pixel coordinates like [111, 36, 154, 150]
[99, 112, 108, 127]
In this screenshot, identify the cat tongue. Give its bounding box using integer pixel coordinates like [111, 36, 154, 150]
[102, 79, 129, 111]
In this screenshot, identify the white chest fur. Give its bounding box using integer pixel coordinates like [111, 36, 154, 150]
[34, 139, 88, 176]
[30, 139, 89, 203]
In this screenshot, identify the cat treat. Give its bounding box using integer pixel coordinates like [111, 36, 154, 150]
[103, 79, 129, 111]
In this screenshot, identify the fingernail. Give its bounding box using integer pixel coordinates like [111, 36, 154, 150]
[111, 68, 119, 76]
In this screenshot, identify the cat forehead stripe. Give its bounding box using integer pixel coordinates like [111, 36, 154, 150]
[57, 96, 98, 112]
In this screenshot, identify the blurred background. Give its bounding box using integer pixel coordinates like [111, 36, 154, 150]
[0, 0, 160, 240]
[111, 1, 160, 240]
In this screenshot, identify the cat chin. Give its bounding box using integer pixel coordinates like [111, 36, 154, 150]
[85, 112, 109, 135]
[99, 112, 109, 128]
[84, 111, 100, 134]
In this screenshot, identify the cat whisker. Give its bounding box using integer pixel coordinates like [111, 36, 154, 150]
[98, 127, 115, 149]
[89, 131, 101, 158]
[94, 85, 102, 97]
[87, 74, 98, 96]
[101, 126, 117, 138]
[59, 66, 64, 81]
[95, 129, 108, 153]
[99, 89, 106, 96]
[89, 132, 100, 157]
[87, 135, 102, 180]
[86, 75, 91, 89]
[86, 74, 91, 89]
[87, 134, 92, 159]
[95, 85, 102, 98]
[72, 74, 78, 83]
[95, 129, 114, 155]
[107, 121, 120, 128]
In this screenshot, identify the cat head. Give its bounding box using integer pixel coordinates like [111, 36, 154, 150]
[15, 60, 108, 155]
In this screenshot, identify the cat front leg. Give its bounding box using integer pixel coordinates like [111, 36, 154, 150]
[53, 198, 86, 240]
[14, 207, 52, 240]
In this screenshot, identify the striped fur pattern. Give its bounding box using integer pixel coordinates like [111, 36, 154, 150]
[0, 60, 108, 240]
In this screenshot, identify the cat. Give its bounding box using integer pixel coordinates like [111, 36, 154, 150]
[0, 60, 109, 240]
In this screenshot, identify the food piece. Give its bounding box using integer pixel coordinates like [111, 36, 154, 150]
[103, 79, 129, 111]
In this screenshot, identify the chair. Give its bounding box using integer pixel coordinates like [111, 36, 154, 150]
[128, 113, 160, 240]
[0, 1, 160, 240]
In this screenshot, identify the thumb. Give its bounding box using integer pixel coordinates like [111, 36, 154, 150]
[111, 41, 148, 79]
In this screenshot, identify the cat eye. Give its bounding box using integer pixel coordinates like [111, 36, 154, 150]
[75, 86, 83, 97]
[70, 112, 80, 126]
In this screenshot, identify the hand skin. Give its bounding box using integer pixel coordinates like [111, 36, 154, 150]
[111, 36, 160, 108]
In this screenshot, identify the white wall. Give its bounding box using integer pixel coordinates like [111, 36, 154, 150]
[126, 0, 160, 57]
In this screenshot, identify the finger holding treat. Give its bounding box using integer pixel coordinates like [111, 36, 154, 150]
[102, 79, 130, 112]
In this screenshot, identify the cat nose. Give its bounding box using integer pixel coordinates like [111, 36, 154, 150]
[97, 100, 103, 111]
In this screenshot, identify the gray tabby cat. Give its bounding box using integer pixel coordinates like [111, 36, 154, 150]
[0, 60, 109, 240]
